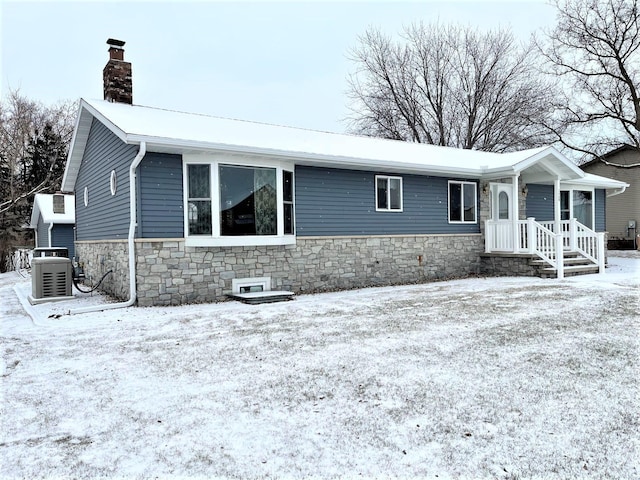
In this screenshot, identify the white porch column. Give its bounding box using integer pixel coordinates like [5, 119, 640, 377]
[512, 174, 520, 252]
[554, 176, 561, 236]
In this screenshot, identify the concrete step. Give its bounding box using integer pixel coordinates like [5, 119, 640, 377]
[539, 264, 601, 278]
[228, 290, 295, 304]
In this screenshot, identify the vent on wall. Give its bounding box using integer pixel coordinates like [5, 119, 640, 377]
[52, 194, 65, 214]
[228, 276, 294, 304]
[232, 277, 271, 294]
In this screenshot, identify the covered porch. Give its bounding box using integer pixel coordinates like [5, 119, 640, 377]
[480, 148, 628, 278]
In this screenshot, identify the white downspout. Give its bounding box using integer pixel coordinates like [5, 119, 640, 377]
[47, 223, 53, 247]
[70, 141, 147, 315]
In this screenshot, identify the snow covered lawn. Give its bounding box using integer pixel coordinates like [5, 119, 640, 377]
[1, 253, 638, 479]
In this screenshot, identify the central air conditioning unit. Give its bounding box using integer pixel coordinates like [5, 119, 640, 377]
[28, 257, 74, 305]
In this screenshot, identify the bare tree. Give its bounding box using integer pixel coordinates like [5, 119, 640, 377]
[540, 0, 640, 160]
[0, 90, 75, 215]
[346, 23, 555, 152]
[0, 89, 76, 271]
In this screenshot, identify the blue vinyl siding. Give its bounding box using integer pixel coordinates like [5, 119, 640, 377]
[51, 224, 75, 258]
[595, 189, 606, 232]
[138, 153, 184, 238]
[75, 118, 138, 240]
[525, 184, 554, 221]
[295, 166, 479, 236]
[36, 214, 48, 248]
[35, 214, 75, 257]
[526, 185, 606, 232]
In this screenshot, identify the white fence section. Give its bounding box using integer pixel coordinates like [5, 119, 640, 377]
[485, 217, 605, 278]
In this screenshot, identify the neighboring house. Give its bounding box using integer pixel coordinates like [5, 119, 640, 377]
[29, 193, 76, 259]
[60, 40, 629, 306]
[581, 146, 639, 246]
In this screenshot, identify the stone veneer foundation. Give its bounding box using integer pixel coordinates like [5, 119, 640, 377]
[78, 234, 484, 306]
[75, 240, 131, 300]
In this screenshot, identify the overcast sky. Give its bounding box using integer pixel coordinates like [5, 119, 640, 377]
[1, 0, 556, 133]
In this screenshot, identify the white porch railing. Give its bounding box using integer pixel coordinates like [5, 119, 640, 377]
[485, 218, 605, 278]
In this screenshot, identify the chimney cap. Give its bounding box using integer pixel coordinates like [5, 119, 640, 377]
[107, 38, 126, 48]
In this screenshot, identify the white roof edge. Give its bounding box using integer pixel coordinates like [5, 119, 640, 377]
[28, 195, 42, 228]
[81, 99, 129, 143]
[564, 172, 630, 189]
[64, 99, 629, 190]
[139, 136, 486, 177]
[29, 193, 76, 227]
[60, 101, 84, 191]
[513, 146, 585, 178]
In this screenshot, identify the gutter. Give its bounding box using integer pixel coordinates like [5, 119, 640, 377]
[607, 185, 627, 197]
[48, 222, 54, 247]
[70, 141, 147, 315]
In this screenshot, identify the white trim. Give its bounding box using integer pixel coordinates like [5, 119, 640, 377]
[232, 277, 271, 294]
[47, 222, 54, 248]
[448, 180, 478, 224]
[375, 175, 403, 212]
[563, 187, 596, 230]
[110, 170, 117, 196]
[185, 235, 296, 247]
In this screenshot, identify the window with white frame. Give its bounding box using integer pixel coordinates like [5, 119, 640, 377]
[110, 170, 117, 196]
[376, 175, 403, 211]
[283, 170, 294, 235]
[560, 189, 594, 228]
[187, 164, 212, 235]
[449, 181, 477, 223]
[184, 156, 295, 246]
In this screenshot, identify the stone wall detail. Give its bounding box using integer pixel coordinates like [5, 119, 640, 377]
[133, 235, 483, 306]
[480, 253, 539, 277]
[75, 241, 130, 300]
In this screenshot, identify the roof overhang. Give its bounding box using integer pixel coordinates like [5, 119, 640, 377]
[29, 194, 76, 228]
[61, 99, 626, 192]
[563, 173, 629, 197]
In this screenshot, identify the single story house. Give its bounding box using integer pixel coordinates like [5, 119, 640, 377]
[29, 193, 76, 259]
[60, 40, 629, 306]
[581, 146, 639, 247]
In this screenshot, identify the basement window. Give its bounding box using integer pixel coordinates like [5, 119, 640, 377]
[232, 277, 271, 294]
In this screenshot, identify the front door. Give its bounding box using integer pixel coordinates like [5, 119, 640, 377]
[491, 183, 514, 251]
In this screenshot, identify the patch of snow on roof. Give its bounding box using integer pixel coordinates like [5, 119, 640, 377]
[31, 194, 75, 226]
[84, 99, 541, 174]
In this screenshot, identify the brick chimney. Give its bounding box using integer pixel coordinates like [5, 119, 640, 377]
[103, 38, 132, 104]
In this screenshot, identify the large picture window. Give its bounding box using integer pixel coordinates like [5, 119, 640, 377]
[449, 181, 477, 223]
[184, 157, 295, 246]
[220, 165, 277, 236]
[376, 175, 403, 212]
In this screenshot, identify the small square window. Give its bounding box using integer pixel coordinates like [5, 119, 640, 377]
[448, 181, 477, 223]
[376, 175, 403, 212]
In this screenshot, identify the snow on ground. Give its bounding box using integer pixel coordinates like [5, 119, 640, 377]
[1, 253, 639, 479]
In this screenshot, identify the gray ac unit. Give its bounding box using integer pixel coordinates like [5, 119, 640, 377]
[29, 257, 73, 305]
